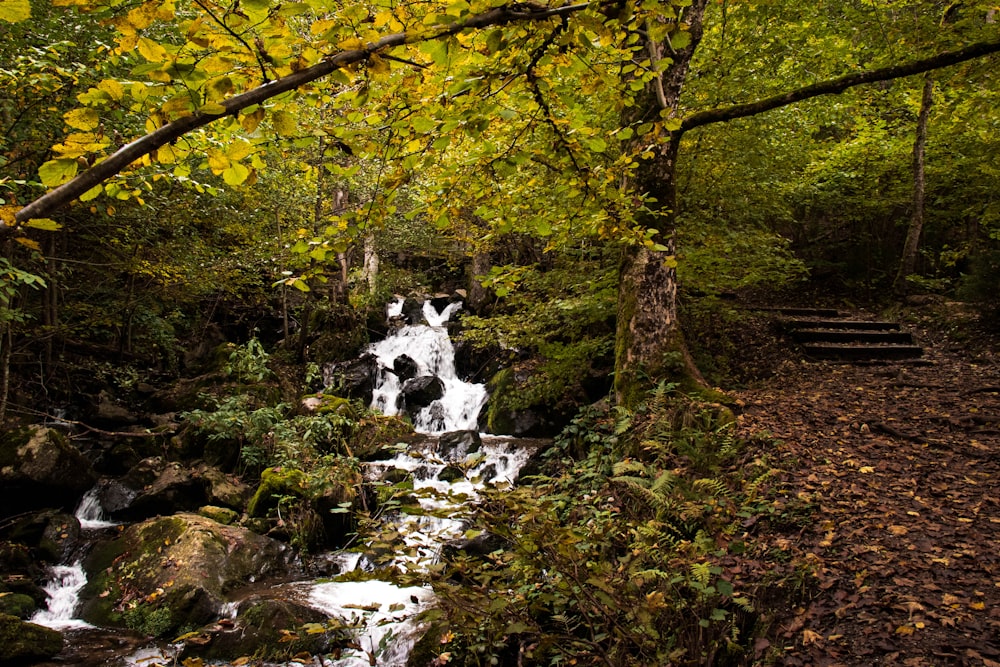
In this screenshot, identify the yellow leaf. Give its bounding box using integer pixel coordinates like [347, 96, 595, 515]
[232, 658, 250, 666]
[241, 107, 265, 133]
[0, 205, 19, 225]
[199, 102, 227, 115]
[64, 108, 100, 131]
[222, 162, 249, 186]
[971, 601, 985, 610]
[226, 139, 253, 161]
[271, 110, 296, 136]
[859, 466, 875, 473]
[895, 624, 914, 636]
[337, 37, 364, 50]
[161, 95, 194, 118]
[24, 218, 62, 231]
[98, 79, 125, 102]
[888, 525, 908, 536]
[942, 593, 961, 606]
[0, 0, 31, 22]
[207, 149, 229, 173]
[137, 36, 168, 62]
[14, 237, 41, 251]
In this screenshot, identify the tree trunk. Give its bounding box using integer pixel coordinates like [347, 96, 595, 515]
[613, 0, 711, 407]
[893, 75, 934, 295]
[360, 234, 378, 294]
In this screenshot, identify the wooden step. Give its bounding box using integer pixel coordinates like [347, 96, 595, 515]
[802, 343, 924, 361]
[757, 307, 842, 317]
[784, 319, 901, 331]
[792, 329, 915, 344]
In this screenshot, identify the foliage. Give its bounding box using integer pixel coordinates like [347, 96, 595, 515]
[461, 251, 617, 411]
[416, 386, 779, 666]
[957, 249, 1000, 329]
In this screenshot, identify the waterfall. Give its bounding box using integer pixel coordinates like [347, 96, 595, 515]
[300, 298, 532, 667]
[75, 485, 117, 530]
[30, 562, 91, 630]
[368, 298, 487, 434]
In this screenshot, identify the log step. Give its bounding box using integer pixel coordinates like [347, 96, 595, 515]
[758, 307, 843, 317]
[784, 319, 901, 331]
[792, 329, 915, 344]
[802, 343, 924, 361]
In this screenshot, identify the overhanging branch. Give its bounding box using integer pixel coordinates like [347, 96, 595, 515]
[680, 39, 1000, 135]
[11, 1, 591, 227]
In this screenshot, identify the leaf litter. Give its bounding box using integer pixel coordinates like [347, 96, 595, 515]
[731, 323, 1000, 666]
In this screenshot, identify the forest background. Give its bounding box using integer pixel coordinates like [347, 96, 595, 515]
[0, 0, 999, 664]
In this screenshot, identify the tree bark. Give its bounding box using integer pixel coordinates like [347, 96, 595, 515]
[893, 75, 934, 295]
[613, 0, 710, 407]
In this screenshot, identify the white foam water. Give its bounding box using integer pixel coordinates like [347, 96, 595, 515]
[30, 562, 92, 630]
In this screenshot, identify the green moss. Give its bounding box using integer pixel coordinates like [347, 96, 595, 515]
[0, 593, 37, 619]
[197, 505, 238, 525]
[123, 604, 174, 637]
[246, 467, 308, 517]
[0, 614, 63, 662]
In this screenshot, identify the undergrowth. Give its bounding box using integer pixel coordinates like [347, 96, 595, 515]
[412, 382, 785, 666]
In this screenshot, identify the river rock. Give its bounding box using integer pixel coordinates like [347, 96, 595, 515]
[401, 297, 425, 325]
[108, 458, 210, 521]
[179, 597, 340, 662]
[401, 376, 444, 408]
[393, 354, 419, 381]
[436, 430, 482, 461]
[4, 510, 82, 564]
[0, 426, 97, 518]
[323, 353, 377, 403]
[0, 614, 63, 663]
[79, 513, 295, 637]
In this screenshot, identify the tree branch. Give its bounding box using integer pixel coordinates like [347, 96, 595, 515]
[680, 39, 1000, 135]
[9, 1, 592, 228]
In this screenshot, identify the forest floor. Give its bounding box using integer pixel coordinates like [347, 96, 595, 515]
[731, 303, 1000, 666]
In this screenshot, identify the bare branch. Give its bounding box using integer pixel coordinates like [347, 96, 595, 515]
[680, 39, 1000, 134]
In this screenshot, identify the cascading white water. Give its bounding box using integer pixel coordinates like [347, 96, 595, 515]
[299, 298, 533, 667]
[30, 562, 91, 630]
[75, 486, 117, 530]
[368, 299, 488, 434]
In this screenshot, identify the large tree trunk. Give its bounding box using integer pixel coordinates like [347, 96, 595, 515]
[893, 75, 934, 295]
[613, 0, 710, 407]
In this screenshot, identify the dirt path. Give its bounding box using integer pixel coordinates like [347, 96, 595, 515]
[734, 330, 1000, 666]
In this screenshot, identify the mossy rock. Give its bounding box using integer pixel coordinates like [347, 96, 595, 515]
[0, 593, 37, 619]
[180, 597, 344, 662]
[79, 513, 294, 637]
[246, 467, 308, 518]
[0, 614, 63, 663]
[352, 415, 418, 460]
[0, 426, 96, 517]
[197, 505, 238, 525]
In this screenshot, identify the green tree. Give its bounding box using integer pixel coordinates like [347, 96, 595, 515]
[3, 0, 999, 405]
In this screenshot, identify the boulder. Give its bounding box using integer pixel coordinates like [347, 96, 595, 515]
[109, 458, 210, 521]
[179, 597, 342, 662]
[0, 614, 63, 663]
[323, 354, 377, 403]
[4, 511, 82, 564]
[401, 376, 444, 409]
[0, 426, 97, 518]
[436, 430, 482, 461]
[393, 354, 419, 382]
[79, 513, 295, 637]
[400, 297, 425, 325]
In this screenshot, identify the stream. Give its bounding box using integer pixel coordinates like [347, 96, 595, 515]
[29, 297, 535, 666]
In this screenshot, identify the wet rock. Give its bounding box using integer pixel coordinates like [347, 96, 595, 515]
[197, 506, 238, 525]
[180, 597, 340, 662]
[0, 614, 63, 663]
[401, 297, 425, 325]
[393, 354, 419, 381]
[401, 376, 444, 408]
[197, 464, 251, 510]
[323, 353, 377, 403]
[110, 458, 210, 521]
[442, 532, 507, 560]
[0, 592, 35, 619]
[0, 426, 97, 518]
[4, 511, 83, 563]
[79, 513, 295, 637]
[437, 465, 465, 483]
[94, 391, 139, 425]
[436, 430, 482, 461]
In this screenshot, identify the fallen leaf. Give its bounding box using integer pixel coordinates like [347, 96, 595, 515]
[801, 629, 822, 645]
[888, 525, 908, 536]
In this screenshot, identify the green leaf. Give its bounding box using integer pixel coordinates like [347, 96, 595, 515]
[587, 137, 607, 153]
[272, 110, 297, 136]
[0, 0, 30, 22]
[80, 184, 102, 202]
